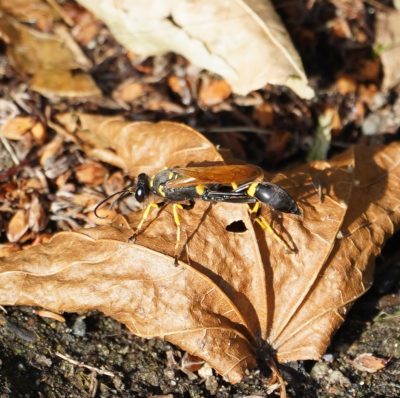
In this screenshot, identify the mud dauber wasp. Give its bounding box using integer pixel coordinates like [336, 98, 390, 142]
[95, 164, 301, 257]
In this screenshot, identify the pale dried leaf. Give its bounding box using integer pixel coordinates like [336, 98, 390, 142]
[352, 353, 389, 373]
[31, 121, 47, 144]
[0, 15, 100, 98]
[375, 10, 400, 90]
[198, 78, 232, 107]
[31, 70, 101, 99]
[76, 0, 314, 98]
[0, 16, 82, 73]
[0, 0, 58, 27]
[0, 116, 36, 140]
[75, 162, 108, 186]
[7, 209, 29, 242]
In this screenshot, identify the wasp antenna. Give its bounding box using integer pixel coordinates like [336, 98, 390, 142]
[94, 189, 132, 219]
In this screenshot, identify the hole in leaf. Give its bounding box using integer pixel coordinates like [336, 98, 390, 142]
[225, 220, 247, 233]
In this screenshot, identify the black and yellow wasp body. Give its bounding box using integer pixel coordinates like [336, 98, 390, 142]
[95, 164, 300, 259]
[134, 165, 300, 215]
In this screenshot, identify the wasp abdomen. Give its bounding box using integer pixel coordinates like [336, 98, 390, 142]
[255, 183, 300, 215]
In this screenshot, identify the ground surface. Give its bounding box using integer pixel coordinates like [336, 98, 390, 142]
[0, 0, 399, 397]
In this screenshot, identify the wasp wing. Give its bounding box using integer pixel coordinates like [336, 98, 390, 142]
[165, 165, 264, 189]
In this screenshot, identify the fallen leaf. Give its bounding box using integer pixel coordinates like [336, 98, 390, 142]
[28, 194, 47, 233]
[1, 117, 400, 384]
[352, 353, 389, 373]
[0, 15, 100, 98]
[112, 79, 148, 105]
[0, 116, 36, 140]
[55, 113, 222, 176]
[0, 216, 255, 383]
[253, 102, 274, 128]
[0, 243, 20, 258]
[76, 0, 314, 98]
[75, 162, 108, 186]
[198, 77, 232, 107]
[0, 0, 59, 30]
[31, 121, 47, 144]
[7, 209, 29, 242]
[375, 10, 400, 90]
[335, 75, 357, 95]
[30, 70, 101, 99]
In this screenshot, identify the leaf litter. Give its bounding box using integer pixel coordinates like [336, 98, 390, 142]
[0, 0, 400, 396]
[0, 115, 399, 385]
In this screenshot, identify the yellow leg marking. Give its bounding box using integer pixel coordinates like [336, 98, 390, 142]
[255, 215, 291, 251]
[137, 203, 159, 231]
[248, 202, 260, 214]
[172, 203, 184, 252]
[231, 182, 238, 190]
[247, 182, 258, 197]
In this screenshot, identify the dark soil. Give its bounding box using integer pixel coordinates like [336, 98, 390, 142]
[0, 1, 400, 397]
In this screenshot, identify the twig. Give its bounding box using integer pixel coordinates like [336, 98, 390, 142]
[55, 352, 116, 378]
[0, 137, 20, 165]
[201, 126, 272, 135]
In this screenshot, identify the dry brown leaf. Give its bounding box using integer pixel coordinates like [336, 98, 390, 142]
[7, 209, 29, 242]
[253, 102, 274, 128]
[75, 162, 108, 186]
[335, 75, 357, 95]
[0, 216, 255, 383]
[30, 69, 101, 99]
[0, 243, 20, 258]
[352, 353, 389, 373]
[0, 0, 59, 30]
[76, 0, 314, 98]
[31, 121, 47, 144]
[55, 113, 222, 176]
[1, 117, 400, 383]
[198, 78, 232, 107]
[112, 79, 148, 104]
[0, 116, 36, 140]
[375, 10, 400, 90]
[0, 15, 100, 98]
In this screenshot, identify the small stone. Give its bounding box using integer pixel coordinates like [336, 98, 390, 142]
[205, 376, 218, 395]
[322, 353, 334, 363]
[362, 113, 382, 136]
[310, 361, 329, 381]
[72, 316, 87, 337]
[327, 370, 351, 388]
[198, 362, 213, 379]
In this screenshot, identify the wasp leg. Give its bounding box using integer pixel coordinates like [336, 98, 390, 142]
[181, 199, 195, 211]
[254, 215, 291, 251]
[172, 203, 184, 265]
[248, 202, 260, 214]
[130, 202, 162, 242]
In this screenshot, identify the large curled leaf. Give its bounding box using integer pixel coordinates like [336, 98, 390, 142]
[0, 216, 255, 383]
[76, 0, 314, 98]
[1, 115, 400, 383]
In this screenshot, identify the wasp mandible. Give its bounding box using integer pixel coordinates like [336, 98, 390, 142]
[95, 164, 301, 256]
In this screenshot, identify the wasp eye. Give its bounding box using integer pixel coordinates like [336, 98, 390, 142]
[135, 187, 145, 202]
